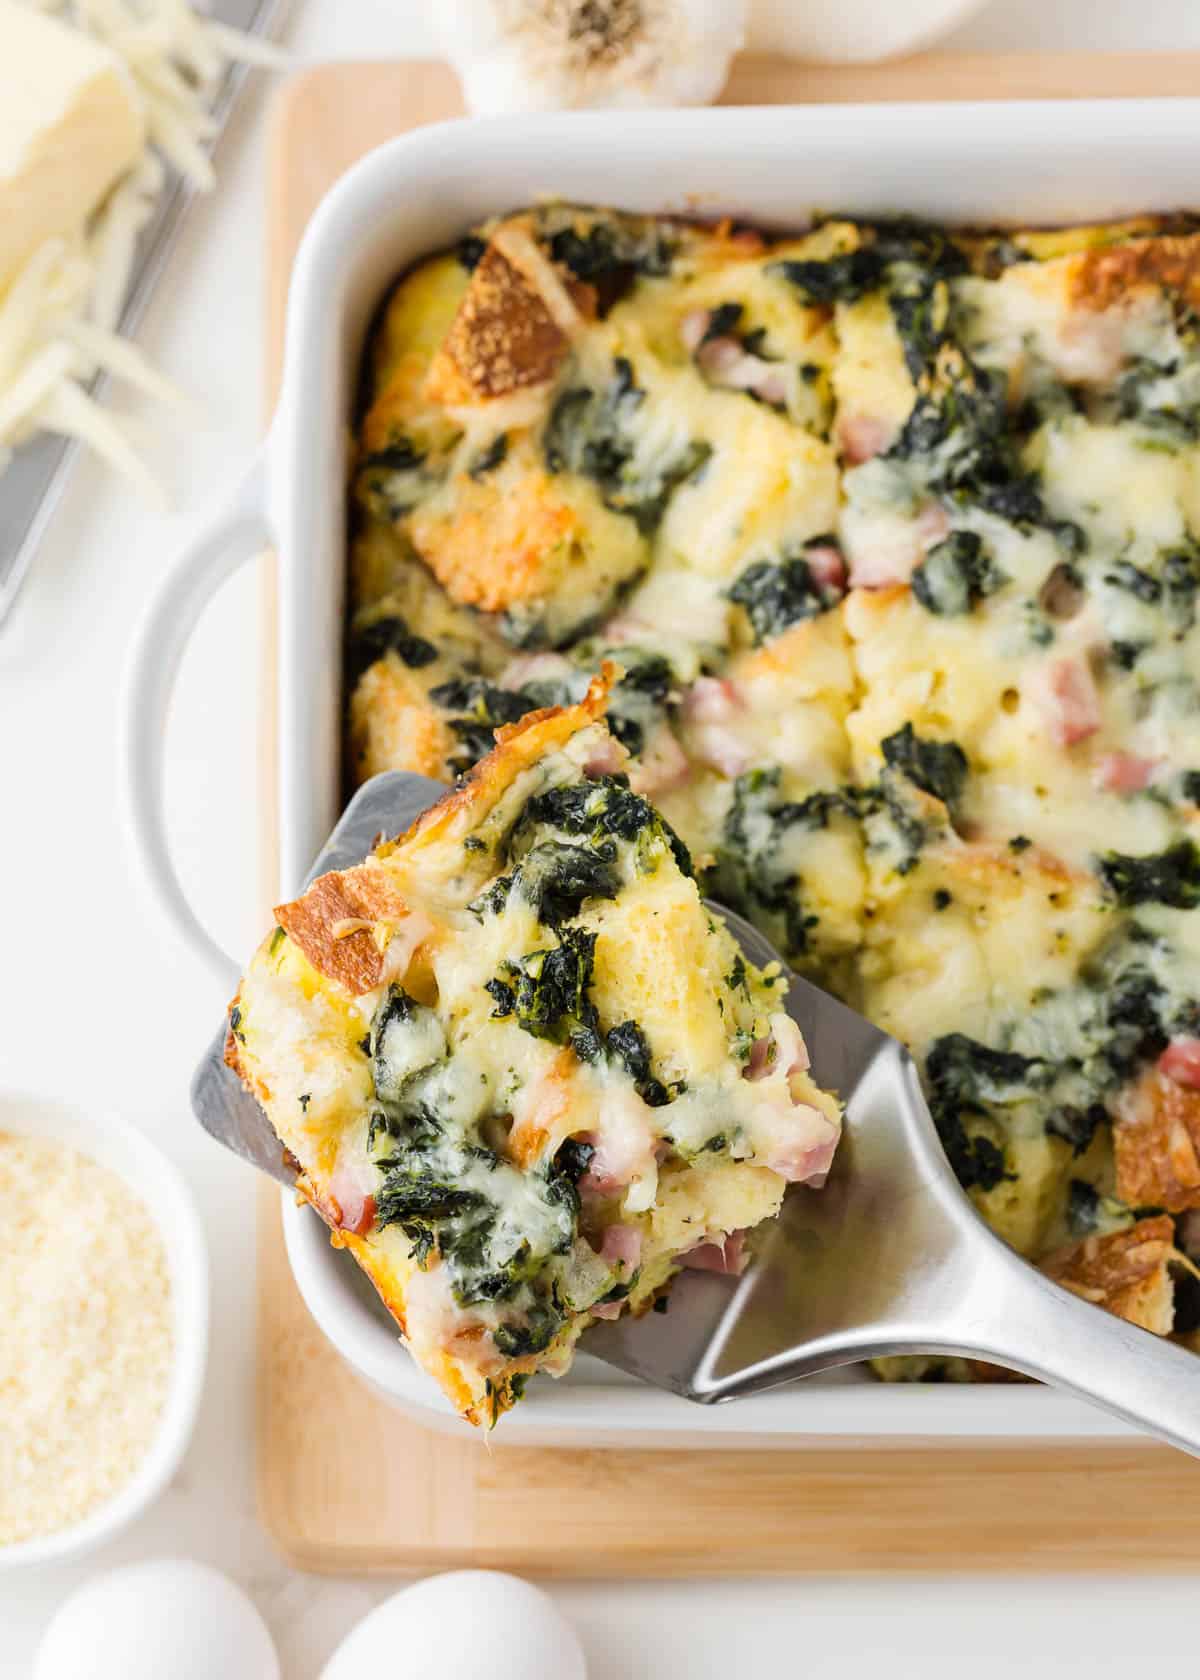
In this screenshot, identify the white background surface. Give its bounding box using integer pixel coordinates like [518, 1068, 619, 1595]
[4, 1, 1200, 1672]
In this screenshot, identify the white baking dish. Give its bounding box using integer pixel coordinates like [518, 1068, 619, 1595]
[125, 98, 1200, 1446]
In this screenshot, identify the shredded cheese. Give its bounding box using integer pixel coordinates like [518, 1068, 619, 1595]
[0, 0, 287, 496]
[0, 1130, 174, 1547]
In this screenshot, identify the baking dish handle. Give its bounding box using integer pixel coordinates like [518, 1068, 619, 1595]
[124, 452, 273, 995]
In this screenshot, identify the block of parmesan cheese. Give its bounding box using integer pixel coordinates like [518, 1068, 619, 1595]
[0, 0, 145, 283]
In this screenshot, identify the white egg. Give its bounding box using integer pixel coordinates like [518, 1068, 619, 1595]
[321, 1571, 586, 1680]
[34, 1560, 279, 1680]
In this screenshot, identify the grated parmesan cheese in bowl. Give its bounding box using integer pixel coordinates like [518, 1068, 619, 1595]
[0, 1092, 208, 1568]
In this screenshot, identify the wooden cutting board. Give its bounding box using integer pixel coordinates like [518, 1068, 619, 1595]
[257, 54, 1200, 1574]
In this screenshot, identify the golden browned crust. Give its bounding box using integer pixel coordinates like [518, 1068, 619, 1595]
[1042, 1215, 1178, 1335]
[1070, 233, 1200, 314]
[424, 240, 587, 405]
[382, 664, 617, 863]
[409, 469, 580, 611]
[1114, 1070, 1200, 1214]
[274, 863, 415, 995]
[222, 1021, 243, 1077]
[348, 656, 455, 782]
[506, 1046, 577, 1169]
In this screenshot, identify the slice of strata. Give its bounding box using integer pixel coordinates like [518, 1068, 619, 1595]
[227, 671, 841, 1426]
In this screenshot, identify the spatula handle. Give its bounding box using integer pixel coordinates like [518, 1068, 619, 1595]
[938, 1230, 1200, 1457]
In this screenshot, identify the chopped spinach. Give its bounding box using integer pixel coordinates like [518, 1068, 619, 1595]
[880, 723, 967, 810]
[349, 613, 438, 680]
[543, 357, 710, 534]
[371, 985, 448, 1111]
[924, 1034, 1049, 1192]
[1066, 1178, 1134, 1239]
[1046, 1102, 1108, 1157]
[1109, 640, 1145, 671]
[519, 775, 692, 879]
[1097, 840, 1200, 910]
[605, 1019, 679, 1107]
[600, 648, 675, 757]
[1164, 544, 1200, 635]
[375, 1172, 487, 1228]
[554, 1137, 596, 1183]
[937, 1122, 1011, 1193]
[468, 433, 508, 479]
[510, 838, 621, 926]
[705, 768, 843, 959]
[852, 769, 932, 877]
[703, 301, 744, 340]
[1104, 558, 1161, 604]
[488, 927, 600, 1051]
[362, 439, 425, 472]
[926, 1034, 1053, 1108]
[356, 436, 436, 523]
[492, 1303, 564, 1359]
[544, 214, 673, 312]
[911, 530, 1007, 616]
[772, 218, 967, 307]
[428, 677, 534, 768]
[773, 246, 884, 304]
[1115, 352, 1200, 446]
[1100, 962, 1168, 1081]
[728, 541, 846, 643]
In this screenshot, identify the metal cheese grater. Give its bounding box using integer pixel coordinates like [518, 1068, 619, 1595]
[0, 0, 291, 626]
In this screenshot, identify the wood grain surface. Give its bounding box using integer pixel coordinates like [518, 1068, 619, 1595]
[256, 54, 1200, 1576]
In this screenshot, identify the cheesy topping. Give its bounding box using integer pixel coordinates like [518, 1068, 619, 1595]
[343, 205, 1200, 1381]
[232, 684, 840, 1425]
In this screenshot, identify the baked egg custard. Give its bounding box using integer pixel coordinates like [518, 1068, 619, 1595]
[335, 204, 1200, 1383]
[229, 673, 840, 1423]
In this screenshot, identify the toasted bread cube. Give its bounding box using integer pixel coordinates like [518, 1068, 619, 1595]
[1042, 1215, 1180, 1335]
[1114, 1070, 1200, 1214]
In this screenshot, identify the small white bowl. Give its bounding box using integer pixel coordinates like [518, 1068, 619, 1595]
[0, 1091, 209, 1569]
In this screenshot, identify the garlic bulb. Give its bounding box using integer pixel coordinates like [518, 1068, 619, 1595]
[434, 0, 746, 115]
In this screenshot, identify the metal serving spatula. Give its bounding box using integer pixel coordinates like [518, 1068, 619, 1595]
[192, 772, 1200, 1454]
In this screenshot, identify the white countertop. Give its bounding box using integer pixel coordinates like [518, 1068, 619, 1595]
[4, 1, 1200, 1672]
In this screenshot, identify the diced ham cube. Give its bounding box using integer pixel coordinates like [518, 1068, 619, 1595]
[845, 502, 947, 590]
[696, 336, 788, 408]
[682, 676, 750, 776]
[683, 676, 739, 723]
[838, 413, 895, 465]
[599, 1223, 643, 1270]
[328, 1161, 377, 1237]
[683, 1230, 748, 1275]
[679, 308, 710, 353]
[804, 543, 847, 594]
[1160, 1039, 1200, 1092]
[629, 723, 690, 796]
[1093, 752, 1161, 795]
[501, 652, 573, 688]
[582, 734, 628, 778]
[1032, 657, 1102, 749]
[762, 1118, 839, 1187]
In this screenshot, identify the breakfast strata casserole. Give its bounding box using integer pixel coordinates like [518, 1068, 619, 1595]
[334, 203, 1200, 1383]
[228, 673, 840, 1423]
